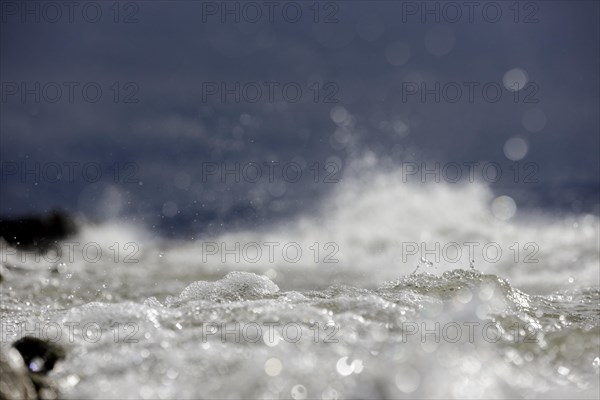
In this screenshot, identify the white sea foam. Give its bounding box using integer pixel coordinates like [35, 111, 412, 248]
[145, 156, 598, 293]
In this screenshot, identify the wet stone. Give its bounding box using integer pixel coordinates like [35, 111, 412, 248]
[0, 337, 68, 400]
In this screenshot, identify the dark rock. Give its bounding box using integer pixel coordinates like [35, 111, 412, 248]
[12, 337, 66, 375]
[1, 337, 67, 400]
[0, 211, 77, 252]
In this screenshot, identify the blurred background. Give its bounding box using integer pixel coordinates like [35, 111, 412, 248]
[1, 0, 598, 237]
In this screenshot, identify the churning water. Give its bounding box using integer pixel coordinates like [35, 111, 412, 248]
[1, 162, 599, 399]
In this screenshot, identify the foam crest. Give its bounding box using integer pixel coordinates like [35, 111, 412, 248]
[173, 271, 280, 304]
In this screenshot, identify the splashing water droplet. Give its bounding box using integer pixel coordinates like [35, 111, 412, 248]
[264, 358, 282, 377]
[291, 384, 307, 400]
[336, 357, 354, 376]
[557, 366, 570, 376]
[412, 257, 435, 274]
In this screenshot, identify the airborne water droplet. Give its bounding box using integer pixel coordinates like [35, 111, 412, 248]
[592, 357, 600, 372]
[291, 384, 307, 400]
[557, 366, 570, 376]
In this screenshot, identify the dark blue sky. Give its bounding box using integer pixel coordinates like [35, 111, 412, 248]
[1, 0, 598, 235]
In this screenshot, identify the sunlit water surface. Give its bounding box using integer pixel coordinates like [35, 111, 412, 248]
[2, 165, 599, 399]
